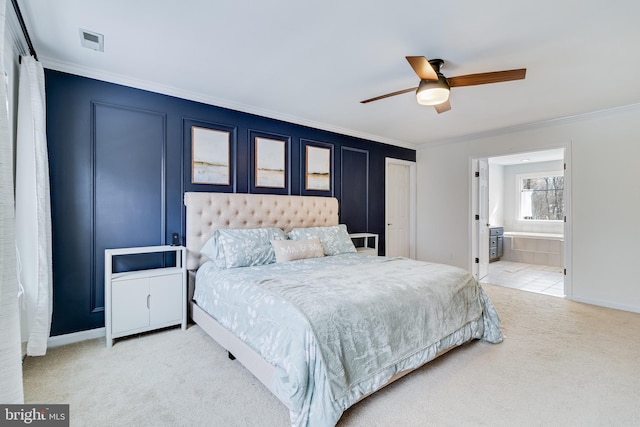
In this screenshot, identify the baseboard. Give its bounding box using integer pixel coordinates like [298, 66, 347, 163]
[569, 296, 640, 314]
[47, 327, 106, 348]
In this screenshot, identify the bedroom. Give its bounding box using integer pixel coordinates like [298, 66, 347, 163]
[2, 0, 640, 426]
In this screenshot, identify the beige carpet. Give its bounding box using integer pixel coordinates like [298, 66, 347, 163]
[23, 284, 640, 426]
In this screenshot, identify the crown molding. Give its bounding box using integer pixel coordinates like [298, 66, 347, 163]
[417, 102, 640, 150]
[40, 55, 640, 154]
[39, 56, 417, 151]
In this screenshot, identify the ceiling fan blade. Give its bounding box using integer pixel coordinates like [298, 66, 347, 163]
[360, 87, 417, 104]
[434, 100, 451, 114]
[447, 68, 526, 87]
[406, 56, 439, 81]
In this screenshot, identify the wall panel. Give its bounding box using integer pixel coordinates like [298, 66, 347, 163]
[340, 147, 369, 233]
[92, 103, 166, 312]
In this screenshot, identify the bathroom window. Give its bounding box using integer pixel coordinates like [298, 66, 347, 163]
[517, 172, 564, 221]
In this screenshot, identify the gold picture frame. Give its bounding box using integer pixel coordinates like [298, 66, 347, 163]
[255, 137, 286, 188]
[191, 126, 230, 185]
[305, 145, 331, 191]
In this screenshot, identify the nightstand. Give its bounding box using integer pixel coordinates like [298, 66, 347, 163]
[349, 233, 379, 255]
[105, 245, 187, 347]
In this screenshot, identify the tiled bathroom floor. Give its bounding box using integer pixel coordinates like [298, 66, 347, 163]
[481, 261, 564, 297]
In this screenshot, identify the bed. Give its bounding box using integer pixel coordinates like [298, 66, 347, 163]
[184, 192, 502, 427]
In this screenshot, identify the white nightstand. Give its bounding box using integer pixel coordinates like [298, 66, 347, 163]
[349, 233, 379, 255]
[105, 245, 187, 347]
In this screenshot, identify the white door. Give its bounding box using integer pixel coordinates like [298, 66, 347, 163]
[478, 159, 490, 280]
[471, 159, 490, 280]
[385, 158, 416, 258]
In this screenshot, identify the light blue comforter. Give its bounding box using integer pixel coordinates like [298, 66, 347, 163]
[194, 254, 502, 427]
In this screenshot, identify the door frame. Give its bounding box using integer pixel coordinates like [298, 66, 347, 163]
[385, 157, 417, 259]
[471, 158, 490, 280]
[469, 144, 572, 299]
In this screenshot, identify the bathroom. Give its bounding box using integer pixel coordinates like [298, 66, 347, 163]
[483, 148, 566, 297]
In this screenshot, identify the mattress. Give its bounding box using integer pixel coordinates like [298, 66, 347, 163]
[194, 254, 503, 426]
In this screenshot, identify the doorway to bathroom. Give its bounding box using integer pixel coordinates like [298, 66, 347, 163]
[471, 147, 571, 298]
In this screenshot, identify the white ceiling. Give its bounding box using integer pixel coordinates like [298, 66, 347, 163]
[17, 0, 640, 149]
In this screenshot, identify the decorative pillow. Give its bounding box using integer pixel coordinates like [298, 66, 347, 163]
[199, 231, 226, 268]
[201, 227, 286, 268]
[288, 224, 356, 256]
[217, 227, 286, 268]
[271, 238, 325, 263]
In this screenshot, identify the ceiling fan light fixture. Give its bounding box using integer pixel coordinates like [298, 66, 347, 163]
[416, 76, 450, 106]
[360, 56, 525, 112]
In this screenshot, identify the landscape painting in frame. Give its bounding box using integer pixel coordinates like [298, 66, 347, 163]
[191, 126, 230, 185]
[255, 137, 285, 188]
[306, 146, 331, 191]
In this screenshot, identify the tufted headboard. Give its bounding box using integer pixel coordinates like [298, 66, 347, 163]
[184, 192, 339, 270]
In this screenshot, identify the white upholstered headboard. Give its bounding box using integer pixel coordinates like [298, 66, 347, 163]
[184, 192, 339, 270]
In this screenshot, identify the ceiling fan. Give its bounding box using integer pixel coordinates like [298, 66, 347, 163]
[361, 56, 526, 113]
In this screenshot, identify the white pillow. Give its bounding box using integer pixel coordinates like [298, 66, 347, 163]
[271, 238, 325, 263]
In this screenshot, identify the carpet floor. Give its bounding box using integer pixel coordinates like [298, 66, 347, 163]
[22, 284, 640, 426]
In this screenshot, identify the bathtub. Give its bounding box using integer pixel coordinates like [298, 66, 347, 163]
[502, 231, 564, 267]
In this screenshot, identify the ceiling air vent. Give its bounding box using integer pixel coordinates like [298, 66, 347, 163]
[79, 29, 104, 52]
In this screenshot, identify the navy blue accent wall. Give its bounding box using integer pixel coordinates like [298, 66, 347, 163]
[45, 69, 415, 335]
[340, 147, 369, 233]
[94, 103, 167, 309]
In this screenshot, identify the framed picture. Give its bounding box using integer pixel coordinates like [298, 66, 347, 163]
[191, 126, 230, 185]
[255, 137, 286, 188]
[305, 145, 331, 191]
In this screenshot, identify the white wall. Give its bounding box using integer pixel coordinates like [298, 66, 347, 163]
[502, 160, 564, 234]
[416, 104, 640, 313]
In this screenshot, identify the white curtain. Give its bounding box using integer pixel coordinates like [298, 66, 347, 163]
[0, 0, 24, 403]
[15, 55, 52, 356]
